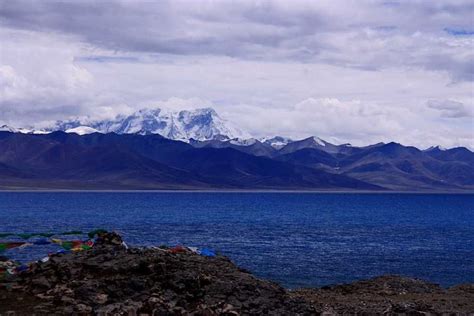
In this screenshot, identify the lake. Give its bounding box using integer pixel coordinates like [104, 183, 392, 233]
[1, 192, 473, 288]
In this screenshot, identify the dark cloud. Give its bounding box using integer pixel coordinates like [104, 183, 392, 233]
[74, 56, 140, 64]
[427, 99, 473, 118]
[0, 0, 472, 81]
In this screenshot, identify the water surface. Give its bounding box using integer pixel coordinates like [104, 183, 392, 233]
[1, 192, 473, 288]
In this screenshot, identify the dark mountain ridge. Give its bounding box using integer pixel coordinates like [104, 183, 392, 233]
[0, 132, 379, 190]
[0, 131, 472, 191]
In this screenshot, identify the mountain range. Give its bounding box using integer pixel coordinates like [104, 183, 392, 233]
[0, 107, 472, 191]
[54, 107, 250, 141]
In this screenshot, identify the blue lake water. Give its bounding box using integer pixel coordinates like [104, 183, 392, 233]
[0, 192, 473, 288]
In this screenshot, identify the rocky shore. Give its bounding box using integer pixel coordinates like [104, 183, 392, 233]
[1, 232, 473, 315]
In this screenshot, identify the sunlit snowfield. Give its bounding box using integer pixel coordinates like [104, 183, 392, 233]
[1, 192, 473, 288]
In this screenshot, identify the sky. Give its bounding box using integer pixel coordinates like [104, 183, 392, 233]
[0, 0, 473, 148]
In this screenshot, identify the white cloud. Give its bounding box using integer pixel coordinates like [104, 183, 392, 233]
[0, 1, 472, 148]
[225, 97, 474, 149]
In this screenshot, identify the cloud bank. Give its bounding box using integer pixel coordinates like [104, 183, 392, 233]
[0, 0, 472, 148]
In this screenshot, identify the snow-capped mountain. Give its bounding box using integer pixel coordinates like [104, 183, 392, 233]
[260, 136, 293, 149]
[53, 107, 250, 142]
[278, 136, 354, 155]
[425, 145, 448, 152]
[229, 138, 258, 146]
[0, 125, 35, 134]
[65, 126, 101, 135]
[0, 125, 17, 133]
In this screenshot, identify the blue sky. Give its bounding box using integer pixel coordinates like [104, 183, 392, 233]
[0, 0, 472, 148]
[444, 28, 474, 36]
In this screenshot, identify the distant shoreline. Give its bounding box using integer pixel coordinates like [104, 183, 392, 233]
[1, 188, 473, 194]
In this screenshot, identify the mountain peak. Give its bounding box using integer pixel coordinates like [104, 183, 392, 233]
[261, 136, 293, 149]
[50, 107, 250, 142]
[186, 107, 217, 115]
[425, 145, 447, 152]
[0, 125, 17, 133]
[0, 124, 35, 134]
[65, 126, 101, 135]
[310, 136, 326, 146]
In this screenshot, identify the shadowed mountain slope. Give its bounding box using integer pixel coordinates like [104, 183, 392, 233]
[273, 142, 474, 191]
[0, 132, 380, 190]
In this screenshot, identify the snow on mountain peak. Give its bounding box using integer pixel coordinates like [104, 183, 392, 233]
[261, 136, 293, 149]
[65, 126, 101, 135]
[0, 125, 35, 134]
[52, 107, 251, 142]
[426, 145, 448, 152]
[0, 125, 17, 133]
[229, 138, 258, 146]
[311, 136, 326, 146]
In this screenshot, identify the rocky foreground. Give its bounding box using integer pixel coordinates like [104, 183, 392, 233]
[1, 233, 473, 315]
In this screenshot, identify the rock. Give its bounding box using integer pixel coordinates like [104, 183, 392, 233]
[75, 303, 93, 313]
[31, 276, 51, 289]
[95, 293, 108, 304]
[95, 231, 123, 246]
[35, 293, 54, 300]
[1, 232, 472, 315]
[60, 296, 76, 304]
